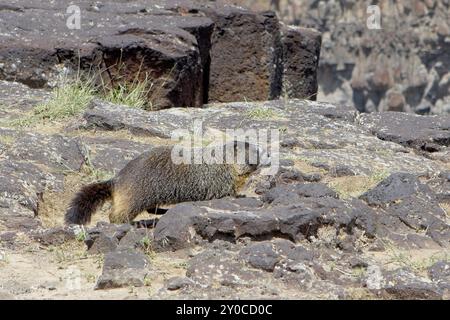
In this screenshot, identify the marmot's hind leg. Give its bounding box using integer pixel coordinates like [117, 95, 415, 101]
[109, 206, 142, 224]
[109, 191, 142, 224]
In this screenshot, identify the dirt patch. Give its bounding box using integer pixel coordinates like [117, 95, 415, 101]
[326, 175, 378, 199]
[0, 235, 195, 299]
[38, 173, 113, 228]
[367, 247, 450, 277]
[292, 158, 325, 174]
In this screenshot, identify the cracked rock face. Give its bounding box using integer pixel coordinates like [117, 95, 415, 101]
[0, 0, 321, 109]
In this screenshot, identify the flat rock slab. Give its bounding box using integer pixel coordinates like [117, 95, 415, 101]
[376, 268, 444, 300]
[153, 194, 378, 251]
[79, 136, 152, 173]
[360, 112, 450, 153]
[84, 99, 448, 177]
[83, 99, 190, 138]
[360, 173, 450, 247]
[0, 81, 50, 121]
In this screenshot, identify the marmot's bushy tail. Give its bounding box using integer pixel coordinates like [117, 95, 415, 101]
[65, 180, 113, 225]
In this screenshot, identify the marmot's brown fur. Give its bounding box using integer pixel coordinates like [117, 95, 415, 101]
[65, 141, 262, 225]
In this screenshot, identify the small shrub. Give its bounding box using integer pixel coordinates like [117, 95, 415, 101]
[103, 74, 152, 109]
[245, 107, 278, 120]
[34, 76, 96, 121]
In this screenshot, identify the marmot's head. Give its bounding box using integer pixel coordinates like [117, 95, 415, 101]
[222, 140, 266, 176]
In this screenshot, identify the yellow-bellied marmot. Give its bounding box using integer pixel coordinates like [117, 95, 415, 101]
[65, 141, 262, 225]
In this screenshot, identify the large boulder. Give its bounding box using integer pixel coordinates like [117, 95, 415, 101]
[0, 0, 321, 108]
[0, 2, 213, 109]
[281, 25, 322, 100]
[152, 195, 377, 251]
[204, 8, 282, 102]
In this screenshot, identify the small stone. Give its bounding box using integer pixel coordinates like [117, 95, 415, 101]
[330, 165, 356, 177]
[239, 242, 281, 272]
[95, 249, 149, 290]
[86, 233, 118, 255]
[118, 228, 152, 250]
[428, 261, 450, 283]
[165, 277, 195, 291]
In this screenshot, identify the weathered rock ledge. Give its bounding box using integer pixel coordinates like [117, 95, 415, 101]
[0, 0, 321, 109]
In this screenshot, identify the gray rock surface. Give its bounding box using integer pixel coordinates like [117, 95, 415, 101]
[379, 268, 443, 300]
[95, 249, 149, 289]
[360, 112, 450, 152]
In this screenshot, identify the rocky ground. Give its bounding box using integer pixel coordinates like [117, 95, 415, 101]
[0, 0, 449, 300]
[0, 79, 449, 299]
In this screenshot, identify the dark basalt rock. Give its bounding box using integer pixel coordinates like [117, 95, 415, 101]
[95, 248, 149, 290]
[428, 261, 450, 289]
[85, 223, 132, 254]
[0, 0, 320, 108]
[8, 133, 84, 171]
[153, 194, 378, 251]
[379, 268, 443, 300]
[360, 172, 450, 247]
[118, 228, 152, 250]
[360, 172, 435, 206]
[360, 112, 450, 152]
[330, 165, 356, 177]
[238, 239, 314, 273]
[29, 227, 75, 246]
[165, 276, 195, 291]
[239, 242, 282, 272]
[205, 8, 282, 102]
[83, 99, 190, 138]
[0, 1, 213, 109]
[262, 183, 338, 204]
[281, 25, 322, 100]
